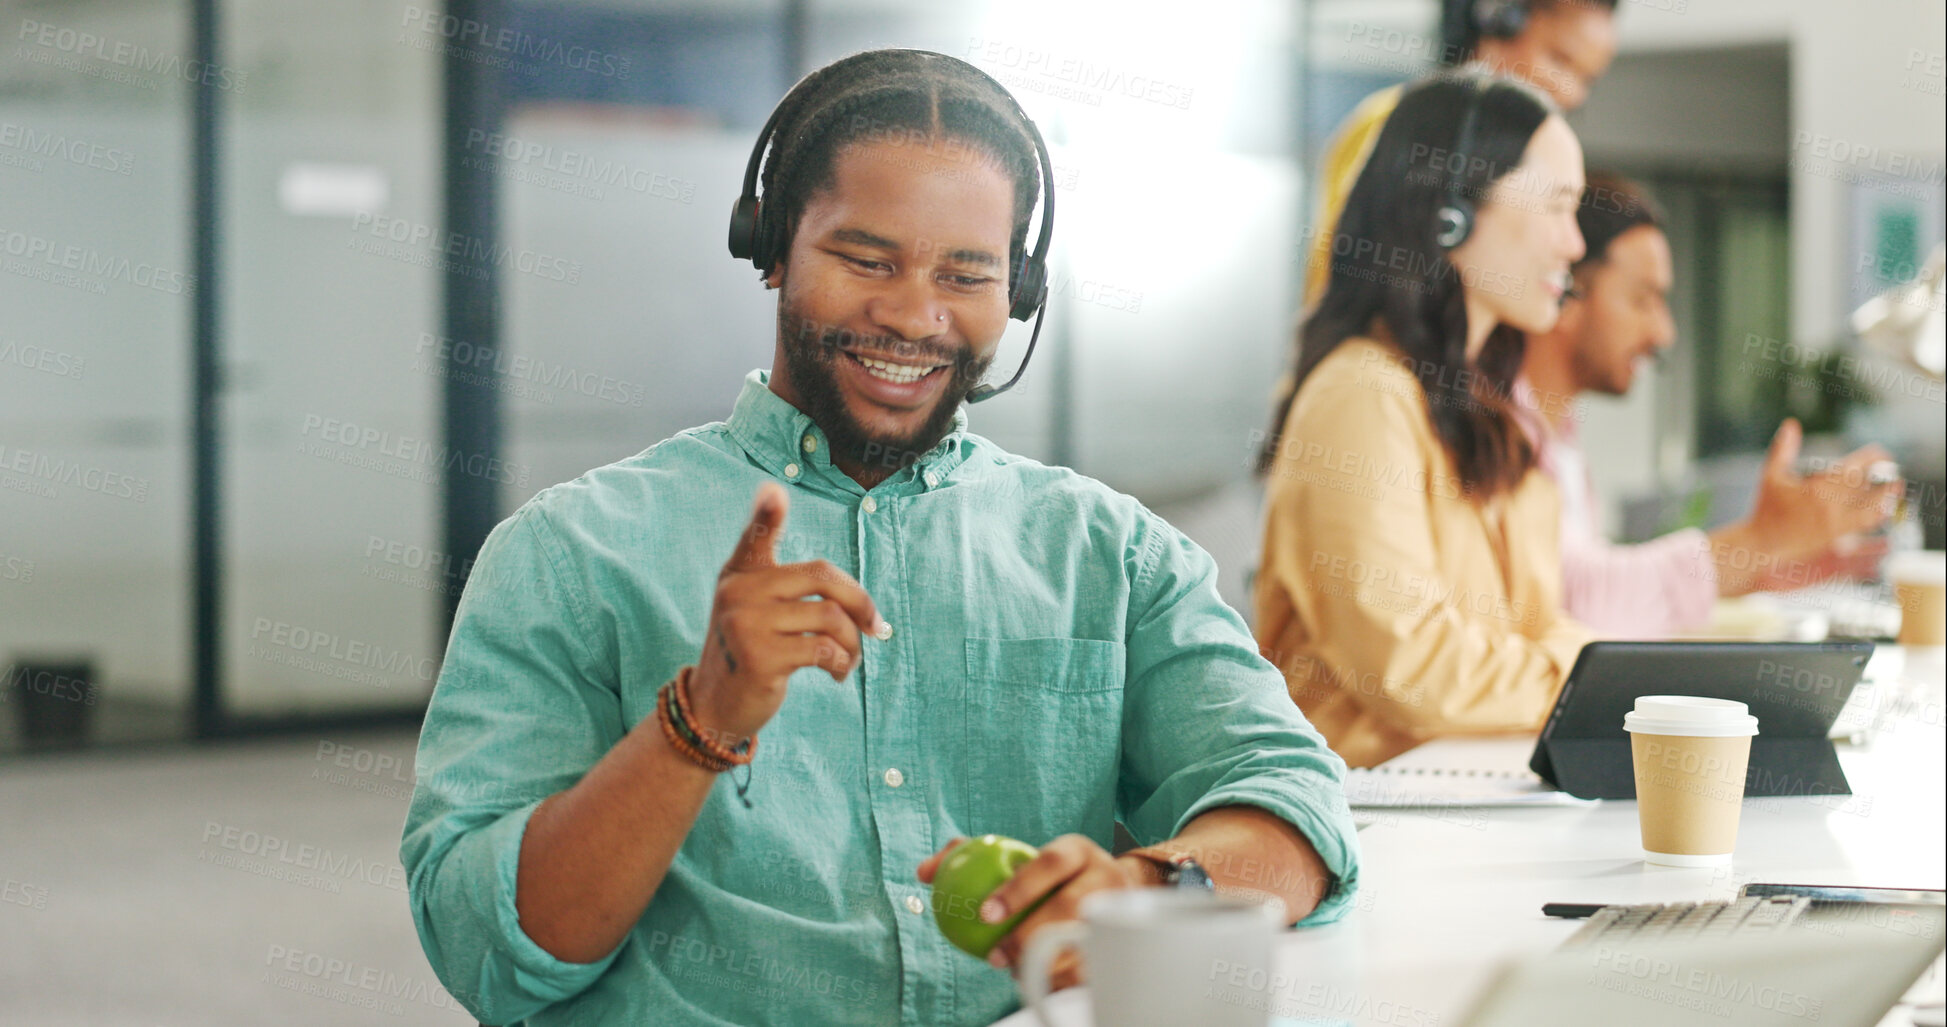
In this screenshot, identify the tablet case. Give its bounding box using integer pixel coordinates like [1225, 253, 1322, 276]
[1528, 641, 1873, 800]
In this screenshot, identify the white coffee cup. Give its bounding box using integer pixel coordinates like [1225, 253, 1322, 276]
[1623, 696, 1760, 867]
[1018, 888, 1285, 1027]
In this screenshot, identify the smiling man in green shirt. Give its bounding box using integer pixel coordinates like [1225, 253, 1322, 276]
[401, 49, 1359, 1027]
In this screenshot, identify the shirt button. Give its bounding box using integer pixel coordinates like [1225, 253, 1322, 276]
[861, 496, 878, 514]
[784, 463, 800, 479]
[883, 767, 905, 788]
[924, 471, 940, 488]
[905, 895, 925, 915]
[874, 621, 894, 642]
[802, 435, 818, 454]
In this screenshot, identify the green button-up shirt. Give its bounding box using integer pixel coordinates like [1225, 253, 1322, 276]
[402, 371, 1359, 1026]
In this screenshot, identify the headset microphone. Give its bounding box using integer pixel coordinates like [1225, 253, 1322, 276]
[728, 50, 1056, 403]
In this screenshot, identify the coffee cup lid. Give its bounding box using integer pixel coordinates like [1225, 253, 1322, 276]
[1886, 550, 1946, 586]
[1623, 695, 1759, 737]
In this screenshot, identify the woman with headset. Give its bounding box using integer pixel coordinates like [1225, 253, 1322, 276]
[1253, 73, 1594, 769]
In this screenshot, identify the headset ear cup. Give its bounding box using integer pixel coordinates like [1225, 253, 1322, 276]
[727, 196, 759, 261]
[1010, 258, 1048, 322]
[1435, 202, 1473, 250]
[1473, 0, 1528, 39]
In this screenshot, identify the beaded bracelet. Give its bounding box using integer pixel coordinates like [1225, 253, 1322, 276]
[657, 679, 731, 773]
[655, 666, 757, 807]
[672, 666, 756, 767]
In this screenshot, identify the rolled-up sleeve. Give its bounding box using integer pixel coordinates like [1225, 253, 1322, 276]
[1115, 513, 1361, 926]
[399, 505, 628, 1024]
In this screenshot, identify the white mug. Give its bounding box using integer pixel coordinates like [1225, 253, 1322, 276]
[1018, 888, 1286, 1027]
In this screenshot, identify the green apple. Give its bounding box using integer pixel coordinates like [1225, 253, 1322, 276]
[930, 834, 1045, 959]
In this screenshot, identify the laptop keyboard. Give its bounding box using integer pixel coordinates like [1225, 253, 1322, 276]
[1560, 894, 1812, 949]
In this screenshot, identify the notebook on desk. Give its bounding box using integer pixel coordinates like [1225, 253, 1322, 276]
[1345, 736, 1595, 809]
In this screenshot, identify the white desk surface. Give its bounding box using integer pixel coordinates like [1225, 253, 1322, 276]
[992, 646, 1946, 1027]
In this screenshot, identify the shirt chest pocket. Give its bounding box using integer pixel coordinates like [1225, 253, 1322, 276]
[960, 637, 1126, 846]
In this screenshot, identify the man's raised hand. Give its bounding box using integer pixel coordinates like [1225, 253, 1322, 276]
[687, 482, 884, 745]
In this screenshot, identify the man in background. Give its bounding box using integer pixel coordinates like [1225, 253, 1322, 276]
[1517, 172, 1901, 636]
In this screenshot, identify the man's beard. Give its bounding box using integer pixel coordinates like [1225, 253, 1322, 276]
[777, 306, 993, 474]
[1570, 339, 1632, 397]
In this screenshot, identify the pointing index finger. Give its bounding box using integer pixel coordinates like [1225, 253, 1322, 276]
[724, 482, 788, 574]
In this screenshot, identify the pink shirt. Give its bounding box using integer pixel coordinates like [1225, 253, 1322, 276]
[1511, 378, 1718, 637]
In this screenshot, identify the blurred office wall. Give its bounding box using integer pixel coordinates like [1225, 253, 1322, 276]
[221, 0, 442, 718]
[2, 1, 195, 743]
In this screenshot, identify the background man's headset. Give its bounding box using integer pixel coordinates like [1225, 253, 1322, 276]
[1471, 0, 1531, 42]
[726, 50, 1056, 403]
[1438, 0, 1530, 240]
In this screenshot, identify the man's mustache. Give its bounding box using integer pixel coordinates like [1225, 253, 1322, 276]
[794, 321, 969, 368]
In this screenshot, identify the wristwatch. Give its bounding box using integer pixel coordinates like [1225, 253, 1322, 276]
[1128, 850, 1215, 892]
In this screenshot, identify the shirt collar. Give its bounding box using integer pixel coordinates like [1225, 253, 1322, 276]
[724, 369, 972, 493]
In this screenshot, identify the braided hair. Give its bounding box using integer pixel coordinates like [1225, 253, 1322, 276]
[752, 50, 1042, 299]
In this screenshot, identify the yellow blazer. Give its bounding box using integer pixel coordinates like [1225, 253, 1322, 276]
[1303, 85, 1401, 310]
[1253, 337, 1592, 768]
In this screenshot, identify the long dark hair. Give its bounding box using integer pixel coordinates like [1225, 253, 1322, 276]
[1259, 72, 1555, 496]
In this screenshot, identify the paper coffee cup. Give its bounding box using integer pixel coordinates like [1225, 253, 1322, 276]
[1623, 696, 1759, 867]
[1888, 550, 1946, 647]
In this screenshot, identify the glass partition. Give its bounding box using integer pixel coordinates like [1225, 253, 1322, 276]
[1, 2, 195, 752]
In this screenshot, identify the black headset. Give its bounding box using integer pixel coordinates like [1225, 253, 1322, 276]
[727, 50, 1056, 403]
[1471, 0, 1530, 40]
[1433, 76, 1492, 251]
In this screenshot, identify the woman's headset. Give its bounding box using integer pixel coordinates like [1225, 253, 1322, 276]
[1434, 76, 1491, 251]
